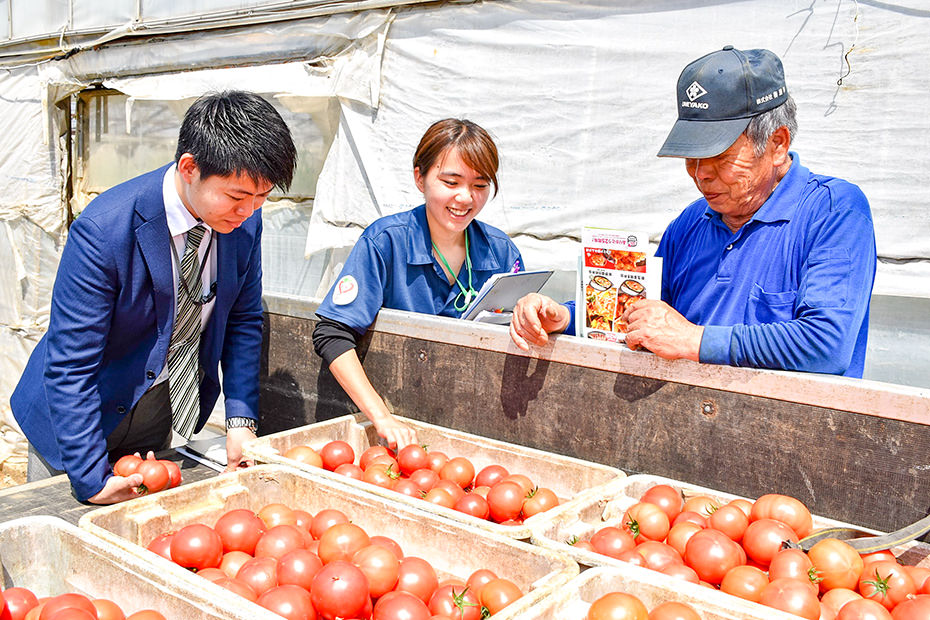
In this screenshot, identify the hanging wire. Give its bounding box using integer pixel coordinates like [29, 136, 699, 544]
[837, 0, 860, 86]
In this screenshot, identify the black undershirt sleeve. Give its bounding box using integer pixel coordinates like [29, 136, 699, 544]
[312, 316, 362, 366]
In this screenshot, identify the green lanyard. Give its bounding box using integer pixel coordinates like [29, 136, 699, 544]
[432, 229, 477, 311]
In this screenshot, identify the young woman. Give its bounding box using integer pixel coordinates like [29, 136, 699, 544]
[313, 119, 523, 448]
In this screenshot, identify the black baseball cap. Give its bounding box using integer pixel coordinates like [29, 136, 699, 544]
[658, 46, 788, 158]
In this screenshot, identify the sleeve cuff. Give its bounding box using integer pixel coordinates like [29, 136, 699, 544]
[562, 301, 576, 336]
[698, 325, 734, 365]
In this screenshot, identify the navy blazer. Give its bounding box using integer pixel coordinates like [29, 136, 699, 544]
[11, 164, 263, 500]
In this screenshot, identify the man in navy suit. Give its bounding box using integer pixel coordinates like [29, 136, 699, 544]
[11, 91, 298, 503]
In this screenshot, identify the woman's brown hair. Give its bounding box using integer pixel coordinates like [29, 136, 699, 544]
[413, 119, 500, 196]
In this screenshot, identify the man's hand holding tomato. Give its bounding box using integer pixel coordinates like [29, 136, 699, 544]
[621, 299, 703, 362]
[88, 472, 145, 504]
[225, 427, 257, 471]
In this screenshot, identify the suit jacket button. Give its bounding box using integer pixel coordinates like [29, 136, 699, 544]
[147, 370, 156, 379]
[117, 406, 126, 414]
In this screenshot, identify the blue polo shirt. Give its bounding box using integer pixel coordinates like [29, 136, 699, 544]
[317, 205, 524, 333]
[658, 153, 875, 377]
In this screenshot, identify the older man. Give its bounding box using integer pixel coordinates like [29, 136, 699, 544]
[510, 46, 876, 377]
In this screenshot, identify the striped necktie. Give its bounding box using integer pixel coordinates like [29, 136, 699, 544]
[167, 224, 206, 438]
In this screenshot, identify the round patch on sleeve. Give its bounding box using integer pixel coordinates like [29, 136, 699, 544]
[332, 275, 359, 305]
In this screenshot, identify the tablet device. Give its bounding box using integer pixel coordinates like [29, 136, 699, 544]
[461, 270, 554, 321]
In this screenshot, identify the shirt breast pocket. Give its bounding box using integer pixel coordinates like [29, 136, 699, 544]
[746, 284, 797, 324]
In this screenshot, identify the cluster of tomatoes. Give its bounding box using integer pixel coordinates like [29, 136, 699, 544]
[112, 454, 181, 494]
[571, 484, 930, 619]
[586, 592, 702, 620]
[145, 501, 524, 620]
[284, 441, 560, 524]
[0, 588, 165, 620]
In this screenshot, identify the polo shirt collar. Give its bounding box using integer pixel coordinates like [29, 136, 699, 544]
[703, 152, 807, 225]
[405, 204, 502, 271]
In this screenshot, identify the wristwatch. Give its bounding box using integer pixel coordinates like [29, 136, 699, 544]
[226, 416, 258, 433]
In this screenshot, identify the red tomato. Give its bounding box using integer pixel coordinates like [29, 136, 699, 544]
[640, 484, 685, 522]
[394, 479, 424, 498]
[319, 440, 355, 471]
[396, 557, 439, 604]
[220, 550, 252, 578]
[432, 480, 465, 503]
[474, 464, 508, 489]
[136, 460, 169, 493]
[836, 598, 893, 620]
[586, 592, 648, 620]
[196, 567, 227, 582]
[293, 510, 312, 534]
[113, 454, 143, 476]
[438, 457, 475, 489]
[635, 541, 683, 572]
[727, 498, 754, 518]
[366, 454, 399, 473]
[214, 508, 266, 555]
[623, 502, 670, 542]
[372, 591, 431, 620]
[666, 522, 703, 557]
[741, 518, 799, 567]
[426, 451, 449, 473]
[2, 588, 39, 620]
[38, 594, 97, 620]
[255, 524, 308, 560]
[821, 588, 864, 616]
[858, 560, 916, 610]
[359, 446, 393, 470]
[660, 563, 699, 584]
[590, 526, 636, 560]
[904, 565, 930, 591]
[428, 585, 480, 620]
[809, 538, 866, 593]
[522, 487, 559, 519]
[353, 544, 401, 598]
[750, 493, 813, 539]
[648, 601, 702, 620]
[671, 511, 708, 528]
[719, 564, 769, 602]
[707, 504, 749, 542]
[683, 528, 745, 585]
[465, 569, 498, 599]
[861, 551, 897, 567]
[283, 445, 323, 468]
[236, 556, 279, 596]
[453, 493, 490, 519]
[366, 535, 403, 561]
[317, 523, 370, 564]
[768, 548, 816, 582]
[479, 578, 522, 615]
[257, 585, 316, 620]
[214, 577, 258, 602]
[396, 445, 430, 476]
[681, 495, 718, 517]
[890, 594, 930, 619]
[310, 561, 369, 620]
[617, 548, 646, 567]
[363, 464, 399, 490]
[486, 481, 525, 523]
[258, 503, 297, 528]
[277, 548, 323, 590]
[310, 509, 349, 539]
[423, 488, 456, 509]
[91, 599, 125, 620]
[169, 523, 223, 570]
[334, 462, 364, 480]
[501, 474, 534, 496]
[157, 459, 182, 488]
[44, 607, 96, 620]
[760, 578, 821, 620]
[146, 532, 174, 561]
[409, 469, 440, 493]
[125, 612, 166, 620]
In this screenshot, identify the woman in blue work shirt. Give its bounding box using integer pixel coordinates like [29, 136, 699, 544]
[313, 119, 523, 449]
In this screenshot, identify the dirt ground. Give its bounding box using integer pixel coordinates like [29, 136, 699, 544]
[0, 460, 27, 489]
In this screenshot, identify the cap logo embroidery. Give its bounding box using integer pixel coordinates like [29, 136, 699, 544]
[686, 81, 708, 102]
[332, 275, 359, 305]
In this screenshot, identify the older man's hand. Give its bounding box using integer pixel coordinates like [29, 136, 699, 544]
[622, 300, 703, 362]
[509, 293, 571, 351]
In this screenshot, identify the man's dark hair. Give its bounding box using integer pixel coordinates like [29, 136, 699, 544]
[175, 90, 297, 191]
